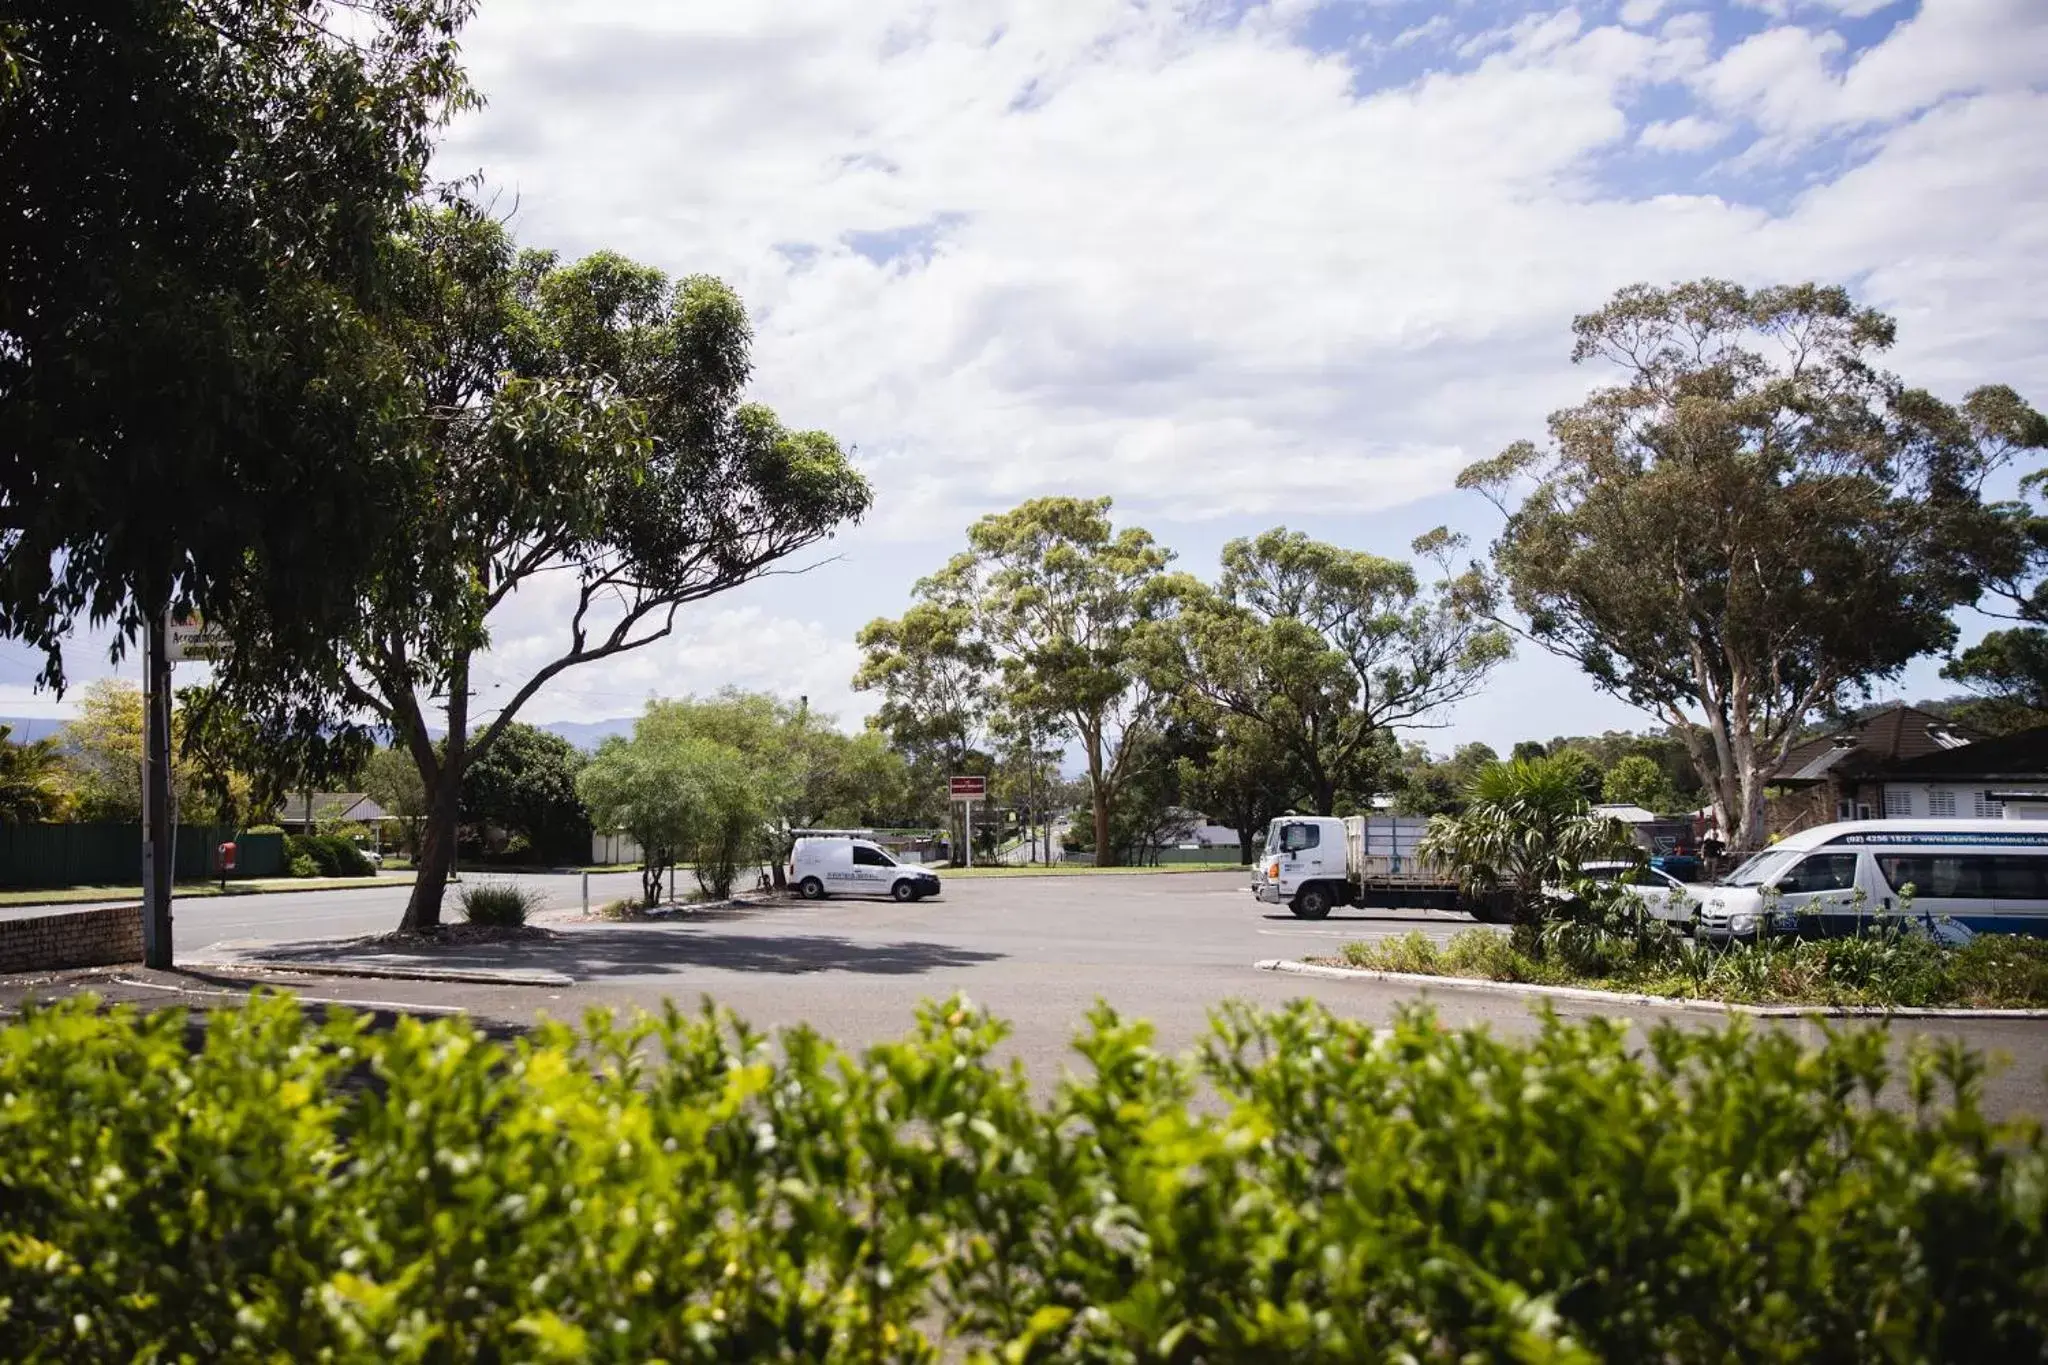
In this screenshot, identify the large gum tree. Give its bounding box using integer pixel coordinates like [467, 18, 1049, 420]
[1461, 280, 2043, 850]
[0, 0, 471, 735]
[339, 206, 870, 930]
[1157, 528, 1509, 816]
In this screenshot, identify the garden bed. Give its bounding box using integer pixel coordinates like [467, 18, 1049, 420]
[1316, 927, 2048, 1010]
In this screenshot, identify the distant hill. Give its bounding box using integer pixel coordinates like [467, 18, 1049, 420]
[536, 718, 635, 751]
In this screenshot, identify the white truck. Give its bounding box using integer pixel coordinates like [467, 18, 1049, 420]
[1250, 814, 1506, 921]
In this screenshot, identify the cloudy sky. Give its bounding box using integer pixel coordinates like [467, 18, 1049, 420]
[8, 0, 2047, 755]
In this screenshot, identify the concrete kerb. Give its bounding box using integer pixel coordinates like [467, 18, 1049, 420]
[185, 957, 572, 989]
[1254, 957, 2048, 1020]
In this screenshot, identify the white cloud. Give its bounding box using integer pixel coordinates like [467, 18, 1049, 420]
[1639, 113, 1731, 149]
[1619, 0, 1667, 25]
[1698, 0, 2048, 139]
[10, 0, 2031, 755]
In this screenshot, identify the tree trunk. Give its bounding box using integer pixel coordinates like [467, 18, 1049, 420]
[401, 772, 460, 930]
[1087, 734, 1114, 868]
[1312, 777, 1337, 817]
[642, 854, 665, 909]
[399, 656, 468, 932]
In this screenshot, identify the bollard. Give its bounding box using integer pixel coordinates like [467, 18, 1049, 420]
[582, 870, 589, 917]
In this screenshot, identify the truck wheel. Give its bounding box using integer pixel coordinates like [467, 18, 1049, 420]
[1292, 885, 1334, 920]
[891, 879, 917, 903]
[799, 877, 826, 900]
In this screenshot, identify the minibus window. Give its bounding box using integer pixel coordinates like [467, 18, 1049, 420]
[1725, 850, 1797, 887]
[1778, 853, 1857, 893]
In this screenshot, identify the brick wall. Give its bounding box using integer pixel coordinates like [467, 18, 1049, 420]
[0, 905, 144, 974]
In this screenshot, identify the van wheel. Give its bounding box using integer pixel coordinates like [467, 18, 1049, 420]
[1292, 885, 1334, 920]
[891, 879, 917, 903]
[799, 877, 825, 900]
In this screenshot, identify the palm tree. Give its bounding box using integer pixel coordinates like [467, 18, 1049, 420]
[0, 725, 71, 823]
[1418, 753, 1639, 941]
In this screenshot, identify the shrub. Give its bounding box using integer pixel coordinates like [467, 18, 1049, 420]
[286, 852, 317, 878]
[241, 823, 284, 836]
[456, 880, 543, 926]
[1951, 934, 2048, 1006]
[1340, 931, 1443, 973]
[0, 994, 2042, 1362]
[280, 834, 373, 879]
[1440, 925, 1542, 980]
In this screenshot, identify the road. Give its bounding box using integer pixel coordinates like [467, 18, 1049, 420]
[12, 870, 2046, 1119]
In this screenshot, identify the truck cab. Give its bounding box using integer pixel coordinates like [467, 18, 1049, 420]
[1253, 816, 1350, 918]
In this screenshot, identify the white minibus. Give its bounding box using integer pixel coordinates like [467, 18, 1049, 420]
[1695, 818, 2048, 940]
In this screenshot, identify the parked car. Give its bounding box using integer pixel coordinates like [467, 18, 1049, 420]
[1569, 860, 1703, 928]
[789, 837, 941, 903]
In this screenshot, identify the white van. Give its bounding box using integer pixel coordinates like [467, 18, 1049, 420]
[789, 837, 942, 903]
[1696, 819, 2048, 940]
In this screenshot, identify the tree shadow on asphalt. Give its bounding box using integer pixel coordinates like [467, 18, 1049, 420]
[218, 928, 1006, 980]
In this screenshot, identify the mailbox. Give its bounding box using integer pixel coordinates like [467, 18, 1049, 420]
[217, 841, 237, 874]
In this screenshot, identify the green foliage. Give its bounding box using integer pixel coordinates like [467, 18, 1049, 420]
[0, 1, 474, 691]
[1599, 752, 1683, 812]
[1943, 626, 2048, 718]
[360, 746, 429, 852]
[242, 824, 285, 836]
[895, 497, 1174, 866]
[340, 205, 869, 932]
[456, 880, 542, 927]
[578, 705, 779, 906]
[282, 835, 374, 880]
[1159, 527, 1509, 815]
[3, 993, 2043, 1362]
[458, 723, 589, 864]
[854, 599, 995, 810]
[1395, 740, 1499, 817]
[1417, 753, 1642, 935]
[1340, 915, 2048, 1009]
[1462, 279, 2047, 849]
[0, 724, 68, 823]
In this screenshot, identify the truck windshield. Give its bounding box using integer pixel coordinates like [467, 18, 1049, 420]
[1722, 849, 1798, 887]
[1263, 822, 1281, 855]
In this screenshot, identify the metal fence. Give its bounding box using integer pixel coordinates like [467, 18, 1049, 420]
[0, 824, 284, 888]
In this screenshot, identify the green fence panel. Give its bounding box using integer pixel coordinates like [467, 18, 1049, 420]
[0, 823, 277, 888]
[228, 832, 285, 879]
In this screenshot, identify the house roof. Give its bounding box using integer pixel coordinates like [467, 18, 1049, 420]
[1591, 802, 1660, 824]
[1773, 705, 1984, 784]
[1886, 725, 2048, 779]
[283, 792, 390, 824]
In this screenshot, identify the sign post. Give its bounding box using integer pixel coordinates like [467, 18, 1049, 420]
[949, 775, 987, 869]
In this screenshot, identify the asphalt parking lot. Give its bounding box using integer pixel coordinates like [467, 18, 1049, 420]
[10, 869, 2046, 1118]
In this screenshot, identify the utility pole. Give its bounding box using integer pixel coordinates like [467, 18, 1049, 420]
[141, 610, 174, 968]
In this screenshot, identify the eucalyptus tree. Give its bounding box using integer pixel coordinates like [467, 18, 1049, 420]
[1160, 528, 1509, 815]
[870, 498, 1170, 865]
[1462, 280, 2044, 849]
[338, 207, 869, 929]
[0, 0, 472, 690]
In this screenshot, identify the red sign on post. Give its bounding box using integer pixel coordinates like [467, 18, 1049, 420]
[949, 775, 987, 799]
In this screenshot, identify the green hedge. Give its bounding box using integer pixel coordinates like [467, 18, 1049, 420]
[281, 832, 375, 879]
[2, 995, 2043, 1361]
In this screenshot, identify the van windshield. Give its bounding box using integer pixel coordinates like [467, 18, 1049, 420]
[1722, 849, 1799, 887]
